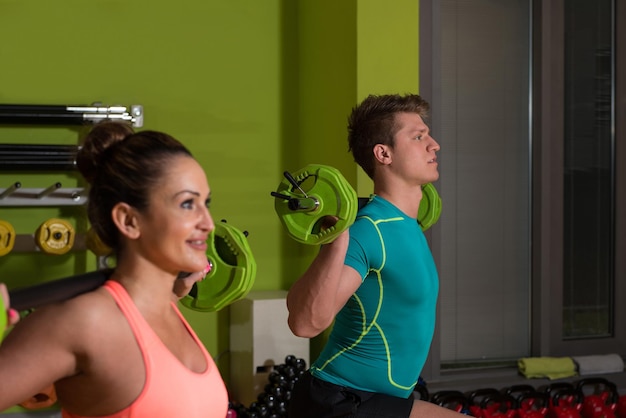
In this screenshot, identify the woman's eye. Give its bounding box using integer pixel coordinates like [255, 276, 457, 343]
[182, 199, 194, 209]
[205, 199, 211, 209]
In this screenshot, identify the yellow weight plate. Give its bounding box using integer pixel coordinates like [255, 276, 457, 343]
[35, 218, 75, 255]
[0, 220, 16, 257]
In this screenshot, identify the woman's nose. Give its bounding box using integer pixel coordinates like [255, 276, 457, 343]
[201, 208, 215, 233]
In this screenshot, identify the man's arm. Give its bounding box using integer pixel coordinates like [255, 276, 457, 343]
[286, 231, 363, 338]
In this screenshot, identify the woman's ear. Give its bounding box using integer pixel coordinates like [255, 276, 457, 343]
[373, 144, 392, 165]
[111, 202, 141, 240]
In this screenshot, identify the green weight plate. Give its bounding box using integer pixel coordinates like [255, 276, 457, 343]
[274, 164, 358, 245]
[180, 221, 256, 312]
[417, 183, 442, 231]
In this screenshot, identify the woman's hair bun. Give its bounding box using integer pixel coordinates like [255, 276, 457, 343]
[76, 121, 135, 184]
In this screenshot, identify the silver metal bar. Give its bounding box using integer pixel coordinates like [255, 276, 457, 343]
[0, 187, 87, 207]
[12, 233, 86, 253]
[288, 197, 319, 212]
[0, 182, 21, 199]
[36, 183, 62, 199]
[66, 106, 128, 113]
[0, 104, 144, 128]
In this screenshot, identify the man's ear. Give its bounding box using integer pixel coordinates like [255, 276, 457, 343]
[111, 202, 141, 240]
[373, 144, 392, 165]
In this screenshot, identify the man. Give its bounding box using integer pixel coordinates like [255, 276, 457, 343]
[287, 94, 462, 417]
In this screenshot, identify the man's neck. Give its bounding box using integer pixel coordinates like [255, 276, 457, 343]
[373, 184, 423, 219]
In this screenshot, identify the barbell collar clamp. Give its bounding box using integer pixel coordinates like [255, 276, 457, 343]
[283, 171, 308, 197]
[287, 197, 319, 212]
[270, 191, 292, 201]
[271, 191, 319, 212]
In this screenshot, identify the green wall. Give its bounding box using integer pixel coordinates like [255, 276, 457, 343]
[0, 0, 420, 410]
[0, 1, 285, 412]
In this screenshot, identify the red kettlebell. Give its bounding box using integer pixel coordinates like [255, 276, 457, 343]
[549, 388, 584, 418]
[616, 395, 626, 418]
[517, 392, 550, 418]
[468, 388, 502, 417]
[576, 378, 618, 418]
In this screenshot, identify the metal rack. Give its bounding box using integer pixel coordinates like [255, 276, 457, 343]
[0, 102, 139, 256]
[0, 144, 78, 171]
[0, 182, 87, 206]
[0, 182, 88, 253]
[0, 104, 143, 128]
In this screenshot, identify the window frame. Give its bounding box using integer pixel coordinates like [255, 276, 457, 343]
[419, 0, 626, 387]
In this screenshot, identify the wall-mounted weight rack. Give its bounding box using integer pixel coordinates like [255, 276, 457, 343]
[0, 182, 87, 206]
[0, 182, 88, 253]
[0, 101, 141, 259]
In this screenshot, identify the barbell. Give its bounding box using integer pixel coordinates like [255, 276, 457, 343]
[0, 220, 256, 342]
[271, 164, 442, 245]
[179, 219, 257, 312]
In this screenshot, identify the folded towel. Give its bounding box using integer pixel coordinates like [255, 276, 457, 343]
[572, 353, 624, 376]
[517, 357, 578, 380]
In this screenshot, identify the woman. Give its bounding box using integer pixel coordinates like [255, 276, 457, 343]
[0, 122, 228, 417]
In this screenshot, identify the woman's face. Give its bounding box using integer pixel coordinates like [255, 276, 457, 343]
[137, 155, 214, 275]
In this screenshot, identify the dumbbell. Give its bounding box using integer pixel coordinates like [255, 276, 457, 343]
[271, 164, 442, 245]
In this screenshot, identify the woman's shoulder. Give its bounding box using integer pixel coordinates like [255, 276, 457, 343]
[27, 285, 121, 344]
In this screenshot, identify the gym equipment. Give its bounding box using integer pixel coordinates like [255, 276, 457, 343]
[34, 218, 75, 255]
[417, 182, 442, 230]
[541, 382, 576, 404]
[0, 144, 78, 171]
[229, 354, 307, 418]
[617, 393, 626, 418]
[515, 392, 549, 418]
[503, 384, 536, 401]
[9, 270, 111, 313]
[0, 219, 16, 256]
[548, 387, 584, 417]
[180, 220, 256, 312]
[502, 385, 549, 417]
[0, 183, 87, 207]
[0, 298, 6, 342]
[0, 103, 143, 128]
[86, 227, 113, 257]
[430, 390, 471, 415]
[272, 164, 358, 246]
[271, 164, 442, 245]
[575, 378, 618, 418]
[467, 388, 512, 418]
